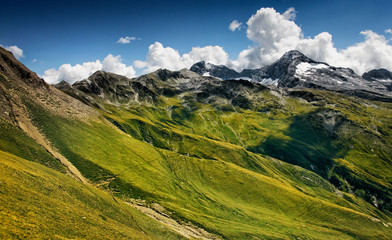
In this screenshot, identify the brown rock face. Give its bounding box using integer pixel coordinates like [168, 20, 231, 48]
[0, 46, 48, 89]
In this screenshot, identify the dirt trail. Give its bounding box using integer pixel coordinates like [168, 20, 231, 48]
[10, 98, 220, 239]
[128, 201, 221, 240]
[2, 84, 219, 239]
[7, 95, 88, 184]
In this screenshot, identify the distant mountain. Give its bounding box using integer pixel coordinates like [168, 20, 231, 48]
[3, 45, 392, 239]
[363, 68, 392, 91]
[191, 50, 392, 101]
[363, 68, 392, 81]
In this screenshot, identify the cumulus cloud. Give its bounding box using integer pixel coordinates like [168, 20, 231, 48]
[134, 42, 229, 73]
[1, 45, 24, 59]
[43, 54, 136, 84]
[282, 7, 296, 20]
[335, 30, 392, 73]
[237, 7, 302, 68]
[117, 36, 138, 44]
[102, 54, 136, 77]
[235, 7, 392, 74]
[229, 20, 242, 31]
[42, 7, 392, 82]
[32, 59, 37, 63]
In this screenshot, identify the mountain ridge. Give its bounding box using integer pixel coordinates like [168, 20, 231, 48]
[2, 45, 392, 239]
[190, 50, 392, 102]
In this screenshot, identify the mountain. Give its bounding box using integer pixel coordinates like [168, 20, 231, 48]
[191, 50, 392, 102]
[363, 68, 392, 81]
[2, 45, 392, 239]
[0, 46, 190, 239]
[64, 62, 392, 215]
[363, 68, 392, 91]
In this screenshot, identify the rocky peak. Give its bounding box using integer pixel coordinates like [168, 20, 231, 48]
[188, 50, 392, 101]
[72, 71, 130, 95]
[363, 68, 392, 81]
[152, 68, 201, 81]
[0, 46, 48, 88]
[190, 61, 240, 79]
[190, 61, 207, 75]
[53, 80, 72, 91]
[280, 50, 312, 62]
[266, 50, 317, 81]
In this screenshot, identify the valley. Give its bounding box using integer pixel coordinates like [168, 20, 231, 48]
[1, 46, 392, 239]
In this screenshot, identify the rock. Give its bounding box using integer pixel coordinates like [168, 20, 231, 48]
[190, 50, 392, 102]
[363, 68, 392, 81]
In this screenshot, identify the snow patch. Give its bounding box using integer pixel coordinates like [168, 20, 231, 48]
[233, 77, 252, 81]
[377, 79, 392, 83]
[260, 78, 279, 86]
[295, 62, 329, 76]
[202, 72, 211, 77]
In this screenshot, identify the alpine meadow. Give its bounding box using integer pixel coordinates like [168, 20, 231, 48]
[1, 2, 392, 239]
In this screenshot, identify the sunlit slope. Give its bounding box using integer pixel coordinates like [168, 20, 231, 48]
[101, 86, 392, 212]
[24, 94, 392, 239]
[1, 46, 392, 239]
[0, 150, 185, 239]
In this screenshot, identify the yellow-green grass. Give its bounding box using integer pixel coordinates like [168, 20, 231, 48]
[0, 150, 185, 239]
[21, 96, 392, 239]
[100, 89, 392, 210]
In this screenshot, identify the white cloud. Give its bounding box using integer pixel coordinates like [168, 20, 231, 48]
[102, 54, 136, 77]
[235, 7, 392, 74]
[237, 7, 302, 68]
[117, 36, 137, 44]
[335, 30, 392, 74]
[283, 7, 296, 20]
[134, 42, 183, 72]
[43, 61, 102, 84]
[183, 46, 229, 66]
[229, 20, 242, 31]
[42, 7, 392, 83]
[1, 45, 24, 59]
[134, 42, 228, 73]
[43, 54, 136, 84]
[32, 58, 37, 63]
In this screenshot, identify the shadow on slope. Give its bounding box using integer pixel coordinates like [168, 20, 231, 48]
[252, 108, 392, 212]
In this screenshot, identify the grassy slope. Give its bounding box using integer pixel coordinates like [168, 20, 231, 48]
[104, 89, 392, 210]
[23, 92, 392, 239]
[0, 150, 185, 240]
[0, 118, 66, 173]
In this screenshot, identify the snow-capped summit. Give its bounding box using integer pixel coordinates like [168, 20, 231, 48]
[190, 50, 392, 101]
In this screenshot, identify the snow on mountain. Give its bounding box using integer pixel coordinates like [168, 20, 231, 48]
[190, 50, 392, 101]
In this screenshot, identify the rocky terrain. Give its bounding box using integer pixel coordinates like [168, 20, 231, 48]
[1, 46, 392, 239]
[191, 50, 392, 102]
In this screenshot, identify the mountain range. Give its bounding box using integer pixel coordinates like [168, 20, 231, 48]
[191, 50, 392, 102]
[1, 45, 392, 239]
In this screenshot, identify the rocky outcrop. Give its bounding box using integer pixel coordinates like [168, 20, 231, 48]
[363, 68, 392, 81]
[0, 46, 48, 89]
[363, 69, 392, 91]
[190, 50, 392, 101]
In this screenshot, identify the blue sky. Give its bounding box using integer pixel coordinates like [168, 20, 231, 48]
[1, 0, 392, 83]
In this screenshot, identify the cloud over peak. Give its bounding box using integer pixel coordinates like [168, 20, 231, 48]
[1, 45, 24, 59]
[43, 7, 392, 81]
[43, 54, 135, 84]
[235, 7, 392, 74]
[135, 42, 228, 73]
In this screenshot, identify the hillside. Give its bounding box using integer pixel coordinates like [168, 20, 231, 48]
[1, 46, 392, 239]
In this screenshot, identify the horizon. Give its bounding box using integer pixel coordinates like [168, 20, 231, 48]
[1, 0, 392, 84]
